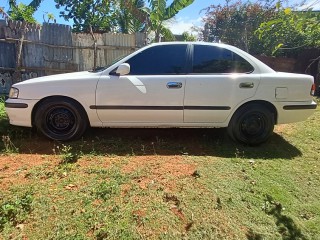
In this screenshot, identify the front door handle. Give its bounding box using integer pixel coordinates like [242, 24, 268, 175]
[239, 82, 254, 88]
[167, 82, 182, 89]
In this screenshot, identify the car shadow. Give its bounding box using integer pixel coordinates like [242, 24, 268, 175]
[14, 127, 302, 160]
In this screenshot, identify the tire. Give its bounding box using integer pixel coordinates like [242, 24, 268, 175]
[34, 97, 88, 141]
[227, 104, 274, 145]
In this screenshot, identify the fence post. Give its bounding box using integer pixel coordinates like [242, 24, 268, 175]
[13, 21, 27, 84]
[89, 25, 97, 71]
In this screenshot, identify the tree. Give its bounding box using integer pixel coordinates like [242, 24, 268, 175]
[143, 0, 195, 42]
[117, 0, 146, 34]
[54, 0, 119, 33]
[201, 0, 275, 54]
[7, 0, 44, 23]
[8, 0, 44, 11]
[8, 3, 36, 23]
[181, 31, 196, 41]
[256, 4, 320, 56]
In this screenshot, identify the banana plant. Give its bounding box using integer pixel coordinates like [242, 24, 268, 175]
[141, 0, 195, 42]
[118, 0, 146, 34]
[8, 0, 44, 11]
[8, 0, 44, 22]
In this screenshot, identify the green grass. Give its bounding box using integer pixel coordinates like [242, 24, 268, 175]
[0, 98, 320, 239]
[0, 96, 8, 134]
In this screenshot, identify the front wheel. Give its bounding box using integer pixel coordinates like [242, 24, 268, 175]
[35, 98, 88, 141]
[228, 104, 275, 145]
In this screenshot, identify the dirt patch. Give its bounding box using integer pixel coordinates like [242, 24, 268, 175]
[122, 155, 196, 190]
[0, 151, 196, 192]
[0, 154, 58, 190]
[77, 156, 112, 169]
[122, 155, 195, 176]
[274, 124, 296, 135]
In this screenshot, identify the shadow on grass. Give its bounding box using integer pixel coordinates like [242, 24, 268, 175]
[246, 228, 263, 240]
[7, 127, 302, 160]
[264, 195, 307, 240]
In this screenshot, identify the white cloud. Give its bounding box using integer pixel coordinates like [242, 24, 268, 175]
[165, 17, 203, 35]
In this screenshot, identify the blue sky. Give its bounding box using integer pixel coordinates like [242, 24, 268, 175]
[1, 0, 319, 34]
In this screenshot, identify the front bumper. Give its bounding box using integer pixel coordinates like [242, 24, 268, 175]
[5, 98, 38, 127]
[5, 102, 29, 108]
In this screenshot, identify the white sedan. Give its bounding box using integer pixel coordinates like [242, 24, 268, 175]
[5, 42, 317, 145]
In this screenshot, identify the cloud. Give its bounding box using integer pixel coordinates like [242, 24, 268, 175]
[165, 17, 203, 35]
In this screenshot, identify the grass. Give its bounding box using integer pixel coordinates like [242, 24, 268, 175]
[0, 98, 320, 239]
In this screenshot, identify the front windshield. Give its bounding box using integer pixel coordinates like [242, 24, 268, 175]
[89, 52, 132, 72]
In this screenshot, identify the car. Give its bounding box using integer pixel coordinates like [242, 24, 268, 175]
[5, 42, 317, 145]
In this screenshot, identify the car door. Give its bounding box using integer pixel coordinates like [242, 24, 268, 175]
[184, 44, 260, 123]
[95, 44, 188, 124]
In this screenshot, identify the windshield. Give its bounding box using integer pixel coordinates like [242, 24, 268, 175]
[89, 52, 132, 73]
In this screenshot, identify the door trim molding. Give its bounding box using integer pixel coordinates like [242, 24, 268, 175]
[90, 105, 231, 110]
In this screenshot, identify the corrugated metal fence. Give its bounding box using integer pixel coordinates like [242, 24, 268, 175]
[0, 20, 146, 94]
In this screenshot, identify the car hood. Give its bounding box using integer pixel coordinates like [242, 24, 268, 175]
[15, 71, 101, 86]
[12, 71, 102, 100]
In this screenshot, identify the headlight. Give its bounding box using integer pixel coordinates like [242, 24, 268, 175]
[9, 87, 19, 99]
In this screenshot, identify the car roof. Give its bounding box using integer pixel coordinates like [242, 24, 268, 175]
[149, 41, 228, 47]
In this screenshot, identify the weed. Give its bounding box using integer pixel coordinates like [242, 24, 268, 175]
[94, 180, 121, 201]
[0, 191, 33, 231]
[1, 135, 18, 153]
[54, 144, 79, 164]
[91, 168, 127, 201]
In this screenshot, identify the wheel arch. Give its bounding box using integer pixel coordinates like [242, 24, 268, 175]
[31, 95, 89, 127]
[231, 100, 278, 124]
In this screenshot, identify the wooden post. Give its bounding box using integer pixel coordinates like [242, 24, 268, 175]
[13, 21, 27, 84]
[89, 25, 97, 71]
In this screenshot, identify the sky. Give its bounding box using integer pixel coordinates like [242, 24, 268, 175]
[1, 0, 320, 34]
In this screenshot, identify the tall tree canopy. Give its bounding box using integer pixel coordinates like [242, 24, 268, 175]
[201, 0, 275, 54]
[201, 0, 320, 57]
[54, 0, 119, 33]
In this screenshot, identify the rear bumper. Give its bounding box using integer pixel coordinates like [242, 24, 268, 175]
[283, 104, 317, 110]
[276, 100, 317, 124]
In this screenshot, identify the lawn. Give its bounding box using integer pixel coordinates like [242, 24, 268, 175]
[0, 97, 319, 239]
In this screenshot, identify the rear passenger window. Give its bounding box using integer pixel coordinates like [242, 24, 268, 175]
[193, 45, 254, 74]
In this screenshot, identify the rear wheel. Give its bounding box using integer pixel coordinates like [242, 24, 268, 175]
[35, 98, 88, 141]
[228, 104, 274, 145]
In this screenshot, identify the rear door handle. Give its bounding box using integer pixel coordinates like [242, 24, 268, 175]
[239, 82, 254, 88]
[167, 82, 182, 89]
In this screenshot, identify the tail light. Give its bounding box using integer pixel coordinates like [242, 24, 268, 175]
[311, 84, 315, 96]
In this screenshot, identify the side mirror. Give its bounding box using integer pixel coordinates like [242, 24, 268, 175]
[115, 63, 130, 76]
